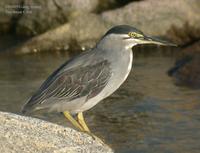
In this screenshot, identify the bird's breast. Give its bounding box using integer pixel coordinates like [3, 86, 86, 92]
[78, 49, 133, 113]
[110, 49, 133, 87]
[99, 49, 133, 99]
[121, 49, 133, 82]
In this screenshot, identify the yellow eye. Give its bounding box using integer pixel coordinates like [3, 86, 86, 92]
[128, 32, 136, 37]
[128, 32, 143, 38]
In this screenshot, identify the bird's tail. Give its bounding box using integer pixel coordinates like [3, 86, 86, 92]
[21, 103, 32, 115]
[20, 98, 36, 115]
[21, 99, 48, 115]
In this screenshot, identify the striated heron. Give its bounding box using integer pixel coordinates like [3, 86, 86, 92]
[22, 25, 176, 137]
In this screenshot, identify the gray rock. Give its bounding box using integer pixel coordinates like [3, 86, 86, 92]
[16, 0, 99, 36]
[3, 0, 200, 54]
[0, 0, 99, 35]
[101, 0, 200, 43]
[0, 111, 113, 153]
[8, 13, 110, 54]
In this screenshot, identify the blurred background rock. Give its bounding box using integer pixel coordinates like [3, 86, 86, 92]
[0, 0, 199, 88]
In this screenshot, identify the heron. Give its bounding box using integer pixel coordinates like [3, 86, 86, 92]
[22, 25, 176, 137]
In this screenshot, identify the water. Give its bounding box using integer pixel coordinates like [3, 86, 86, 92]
[0, 50, 200, 153]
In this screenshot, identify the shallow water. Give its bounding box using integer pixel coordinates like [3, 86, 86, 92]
[0, 50, 200, 153]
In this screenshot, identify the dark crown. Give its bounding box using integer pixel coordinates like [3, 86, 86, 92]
[104, 25, 143, 36]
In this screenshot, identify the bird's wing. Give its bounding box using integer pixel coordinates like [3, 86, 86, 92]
[23, 56, 111, 112]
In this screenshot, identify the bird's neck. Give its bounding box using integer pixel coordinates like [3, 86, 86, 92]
[96, 36, 133, 72]
[96, 36, 132, 55]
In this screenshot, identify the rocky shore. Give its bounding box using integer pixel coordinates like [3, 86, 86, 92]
[0, 111, 113, 153]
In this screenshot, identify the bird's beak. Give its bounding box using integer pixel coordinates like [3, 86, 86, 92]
[141, 35, 177, 46]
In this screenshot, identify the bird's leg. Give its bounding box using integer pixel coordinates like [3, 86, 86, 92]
[64, 111, 104, 143]
[77, 112, 104, 143]
[63, 111, 84, 131]
[77, 112, 90, 132]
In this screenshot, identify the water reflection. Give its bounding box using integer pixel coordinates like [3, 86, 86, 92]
[0, 51, 200, 153]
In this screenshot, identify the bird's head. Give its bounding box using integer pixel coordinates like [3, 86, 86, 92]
[100, 25, 176, 50]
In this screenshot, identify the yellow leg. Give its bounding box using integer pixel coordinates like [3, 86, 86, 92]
[63, 111, 84, 131]
[63, 112, 104, 143]
[77, 112, 90, 132]
[77, 112, 104, 143]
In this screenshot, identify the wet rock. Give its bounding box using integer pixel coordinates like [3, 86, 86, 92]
[6, 13, 109, 54]
[0, 111, 113, 153]
[101, 0, 200, 43]
[168, 40, 200, 88]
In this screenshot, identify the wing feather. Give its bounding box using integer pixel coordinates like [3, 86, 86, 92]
[22, 59, 111, 112]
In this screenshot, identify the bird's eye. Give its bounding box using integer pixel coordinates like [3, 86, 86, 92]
[128, 32, 136, 37]
[128, 32, 143, 38]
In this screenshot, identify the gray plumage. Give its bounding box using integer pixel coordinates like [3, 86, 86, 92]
[22, 25, 176, 115]
[22, 50, 112, 114]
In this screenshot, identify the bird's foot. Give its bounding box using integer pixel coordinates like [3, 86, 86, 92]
[85, 131, 105, 144]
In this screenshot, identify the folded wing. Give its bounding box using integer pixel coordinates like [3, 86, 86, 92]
[22, 58, 111, 113]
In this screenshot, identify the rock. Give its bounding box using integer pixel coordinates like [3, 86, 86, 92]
[168, 40, 200, 88]
[16, 0, 99, 36]
[66, 13, 110, 49]
[0, 111, 113, 153]
[0, 0, 98, 35]
[96, 0, 137, 13]
[8, 23, 71, 54]
[0, 35, 27, 52]
[101, 0, 200, 44]
[6, 13, 110, 54]
[2, 0, 200, 54]
[0, 0, 23, 34]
